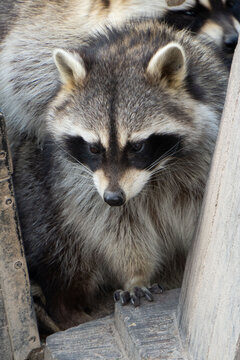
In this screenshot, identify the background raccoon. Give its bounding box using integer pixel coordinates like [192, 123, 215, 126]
[0, 0, 238, 146]
[162, 0, 240, 57]
[13, 19, 228, 330]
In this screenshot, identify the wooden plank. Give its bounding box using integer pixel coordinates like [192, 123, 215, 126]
[0, 285, 12, 360]
[0, 112, 41, 360]
[45, 289, 185, 360]
[0, 285, 8, 328]
[177, 40, 240, 360]
[235, 337, 240, 360]
[45, 316, 128, 360]
[115, 289, 185, 360]
[0, 326, 13, 360]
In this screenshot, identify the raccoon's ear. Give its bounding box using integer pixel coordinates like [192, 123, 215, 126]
[53, 48, 86, 86]
[146, 42, 186, 88]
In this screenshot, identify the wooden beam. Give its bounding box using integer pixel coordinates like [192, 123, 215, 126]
[0, 113, 41, 360]
[177, 41, 240, 359]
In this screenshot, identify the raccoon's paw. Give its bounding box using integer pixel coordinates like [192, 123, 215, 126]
[114, 283, 163, 307]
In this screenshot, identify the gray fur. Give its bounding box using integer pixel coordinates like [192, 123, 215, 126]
[0, 0, 238, 147]
[12, 20, 228, 329]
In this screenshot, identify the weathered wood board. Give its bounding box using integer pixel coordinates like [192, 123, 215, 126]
[45, 289, 185, 360]
[0, 285, 12, 360]
[0, 113, 40, 360]
[114, 288, 185, 360]
[178, 40, 240, 360]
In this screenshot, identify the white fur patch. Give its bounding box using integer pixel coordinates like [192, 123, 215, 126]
[117, 127, 129, 149]
[48, 114, 99, 143]
[166, 0, 196, 11]
[129, 124, 192, 143]
[119, 169, 151, 201]
[233, 18, 240, 33]
[93, 169, 109, 198]
[199, 21, 223, 46]
[199, 0, 211, 10]
[98, 129, 109, 149]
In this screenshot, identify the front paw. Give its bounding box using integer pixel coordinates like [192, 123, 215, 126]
[114, 283, 163, 307]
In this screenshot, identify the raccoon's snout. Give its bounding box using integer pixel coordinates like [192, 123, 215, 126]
[103, 190, 125, 207]
[224, 33, 238, 52]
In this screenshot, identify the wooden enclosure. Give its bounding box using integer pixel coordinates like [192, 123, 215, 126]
[0, 24, 239, 360]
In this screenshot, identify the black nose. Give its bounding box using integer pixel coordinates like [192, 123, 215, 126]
[103, 190, 125, 206]
[224, 34, 238, 52]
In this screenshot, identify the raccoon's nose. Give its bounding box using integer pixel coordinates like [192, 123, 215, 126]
[224, 33, 238, 52]
[103, 190, 125, 206]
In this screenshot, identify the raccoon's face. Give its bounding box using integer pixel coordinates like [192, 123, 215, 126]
[48, 40, 216, 207]
[165, 0, 240, 54]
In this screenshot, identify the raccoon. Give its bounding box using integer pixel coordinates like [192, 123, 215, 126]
[0, 0, 166, 146]
[0, 0, 238, 147]
[12, 20, 228, 329]
[162, 0, 240, 56]
[232, 0, 240, 22]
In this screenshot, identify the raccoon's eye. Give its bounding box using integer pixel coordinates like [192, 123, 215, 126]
[89, 144, 102, 154]
[182, 10, 196, 16]
[130, 142, 145, 153]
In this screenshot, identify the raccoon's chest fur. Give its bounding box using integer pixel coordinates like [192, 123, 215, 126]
[55, 162, 203, 289]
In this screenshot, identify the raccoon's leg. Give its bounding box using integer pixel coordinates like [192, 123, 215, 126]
[114, 282, 163, 307]
[31, 264, 99, 330]
[111, 233, 164, 306]
[44, 284, 93, 331]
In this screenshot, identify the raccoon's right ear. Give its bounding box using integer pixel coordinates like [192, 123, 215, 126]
[53, 48, 87, 86]
[146, 42, 186, 88]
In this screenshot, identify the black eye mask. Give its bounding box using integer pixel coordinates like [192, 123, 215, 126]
[64, 133, 183, 173]
[64, 135, 105, 172]
[126, 134, 183, 170]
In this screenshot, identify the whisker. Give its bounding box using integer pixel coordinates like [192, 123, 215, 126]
[145, 141, 183, 172]
[56, 143, 93, 176]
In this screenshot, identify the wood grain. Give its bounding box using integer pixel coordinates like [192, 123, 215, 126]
[178, 40, 240, 360]
[0, 113, 40, 360]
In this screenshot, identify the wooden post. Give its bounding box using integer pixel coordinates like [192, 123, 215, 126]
[0, 113, 41, 360]
[177, 41, 240, 359]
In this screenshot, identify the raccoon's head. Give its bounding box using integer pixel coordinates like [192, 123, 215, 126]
[47, 25, 224, 207]
[165, 0, 240, 55]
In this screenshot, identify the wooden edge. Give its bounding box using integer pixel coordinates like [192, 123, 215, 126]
[0, 113, 13, 181]
[0, 113, 41, 360]
[177, 39, 240, 360]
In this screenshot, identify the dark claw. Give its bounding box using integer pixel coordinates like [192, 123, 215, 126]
[131, 294, 140, 307]
[143, 288, 154, 302]
[148, 283, 164, 294]
[120, 291, 131, 305]
[114, 290, 121, 302]
[134, 287, 145, 298]
[114, 283, 164, 307]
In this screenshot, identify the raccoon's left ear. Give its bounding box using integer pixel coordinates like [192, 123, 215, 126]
[146, 42, 186, 88]
[53, 48, 87, 86]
